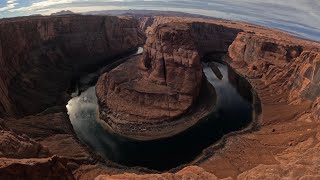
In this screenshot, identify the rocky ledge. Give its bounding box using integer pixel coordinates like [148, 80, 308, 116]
[0, 15, 144, 117]
[97, 23, 214, 140]
[0, 14, 319, 179]
[0, 15, 144, 179]
[96, 16, 320, 179]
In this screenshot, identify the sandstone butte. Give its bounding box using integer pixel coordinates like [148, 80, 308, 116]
[94, 21, 242, 140]
[0, 14, 319, 179]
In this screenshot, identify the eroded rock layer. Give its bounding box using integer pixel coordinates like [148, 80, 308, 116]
[0, 15, 144, 179]
[228, 32, 320, 104]
[0, 15, 144, 117]
[96, 21, 241, 139]
[100, 23, 203, 122]
[0, 14, 319, 179]
[95, 166, 219, 180]
[0, 156, 74, 180]
[198, 26, 320, 179]
[97, 15, 320, 179]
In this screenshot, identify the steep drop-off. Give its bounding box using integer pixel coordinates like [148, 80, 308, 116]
[96, 16, 320, 179]
[0, 14, 319, 179]
[0, 15, 144, 179]
[199, 26, 320, 179]
[95, 22, 241, 140]
[228, 32, 320, 104]
[0, 15, 144, 117]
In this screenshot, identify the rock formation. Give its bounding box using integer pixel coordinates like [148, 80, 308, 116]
[312, 98, 320, 120]
[96, 22, 241, 140]
[51, 10, 75, 16]
[0, 156, 74, 180]
[0, 13, 319, 179]
[0, 15, 144, 117]
[0, 130, 48, 158]
[228, 32, 320, 104]
[198, 24, 320, 179]
[96, 23, 210, 140]
[96, 16, 320, 178]
[95, 166, 219, 180]
[100, 23, 203, 121]
[0, 14, 144, 179]
[0, 118, 74, 179]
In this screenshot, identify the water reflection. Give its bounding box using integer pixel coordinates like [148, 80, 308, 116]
[67, 62, 256, 170]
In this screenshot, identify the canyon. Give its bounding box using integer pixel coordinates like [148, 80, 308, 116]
[0, 13, 319, 179]
[95, 22, 240, 140]
[0, 15, 144, 117]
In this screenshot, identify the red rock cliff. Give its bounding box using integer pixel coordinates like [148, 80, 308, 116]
[97, 21, 241, 120]
[0, 15, 144, 117]
[228, 32, 320, 104]
[95, 21, 241, 140]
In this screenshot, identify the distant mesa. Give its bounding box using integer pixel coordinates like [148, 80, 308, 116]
[29, 14, 42, 17]
[51, 10, 75, 16]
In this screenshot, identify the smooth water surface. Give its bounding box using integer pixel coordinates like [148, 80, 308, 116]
[67, 62, 256, 171]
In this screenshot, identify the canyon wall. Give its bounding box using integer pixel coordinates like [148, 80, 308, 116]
[97, 21, 241, 123]
[0, 14, 319, 179]
[312, 98, 320, 120]
[228, 32, 320, 104]
[0, 117, 75, 179]
[0, 156, 74, 180]
[139, 22, 241, 116]
[140, 22, 203, 116]
[98, 16, 320, 179]
[138, 16, 242, 53]
[0, 15, 144, 117]
[95, 21, 240, 139]
[98, 20, 241, 120]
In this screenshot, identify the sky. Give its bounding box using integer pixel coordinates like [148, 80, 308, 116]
[0, 0, 319, 41]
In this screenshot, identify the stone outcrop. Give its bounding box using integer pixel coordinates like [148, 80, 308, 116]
[0, 120, 73, 179]
[0, 13, 320, 180]
[103, 23, 203, 121]
[228, 32, 320, 104]
[196, 24, 320, 179]
[312, 98, 320, 121]
[0, 14, 144, 179]
[0, 130, 49, 159]
[0, 156, 74, 180]
[0, 118, 49, 159]
[1, 119, 49, 158]
[117, 15, 320, 179]
[96, 21, 241, 140]
[95, 166, 219, 180]
[3, 107, 92, 161]
[0, 15, 144, 117]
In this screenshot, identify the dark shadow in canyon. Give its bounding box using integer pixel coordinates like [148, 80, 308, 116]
[67, 53, 261, 171]
[67, 47, 143, 96]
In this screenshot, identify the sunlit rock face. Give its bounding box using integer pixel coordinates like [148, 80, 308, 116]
[0, 12, 319, 179]
[95, 21, 241, 140]
[312, 98, 320, 121]
[97, 23, 203, 124]
[139, 23, 203, 118]
[0, 15, 144, 117]
[228, 32, 320, 104]
[95, 166, 219, 180]
[0, 156, 73, 180]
